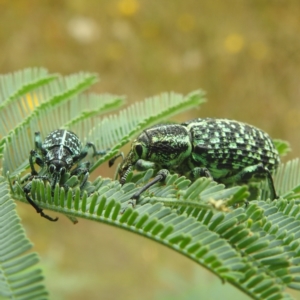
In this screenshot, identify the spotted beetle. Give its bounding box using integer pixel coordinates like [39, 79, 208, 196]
[116, 118, 280, 203]
[23, 129, 106, 221]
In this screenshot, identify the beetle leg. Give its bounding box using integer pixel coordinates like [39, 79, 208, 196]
[129, 169, 169, 205]
[73, 142, 108, 164]
[135, 159, 157, 171]
[29, 150, 45, 175]
[34, 131, 43, 150]
[187, 167, 212, 180]
[120, 159, 159, 185]
[88, 142, 108, 157]
[221, 163, 278, 200]
[23, 181, 58, 222]
[108, 152, 124, 167]
[71, 161, 91, 189]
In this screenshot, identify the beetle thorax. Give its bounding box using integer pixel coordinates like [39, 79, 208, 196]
[138, 124, 192, 168]
[46, 146, 74, 174]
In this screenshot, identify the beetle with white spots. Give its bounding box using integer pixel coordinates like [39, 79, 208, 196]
[23, 129, 106, 221]
[116, 118, 280, 203]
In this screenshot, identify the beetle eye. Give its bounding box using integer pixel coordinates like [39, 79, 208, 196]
[49, 165, 55, 173]
[135, 144, 143, 157]
[60, 167, 66, 175]
[66, 157, 73, 166]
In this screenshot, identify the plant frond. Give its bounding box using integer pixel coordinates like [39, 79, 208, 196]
[0, 67, 58, 107]
[0, 176, 48, 299]
[11, 172, 300, 299]
[88, 90, 206, 172]
[2, 69, 299, 299]
[243, 200, 300, 291]
[64, 93, 125, 130]
[2, 93, 124, 177]
[12, 176, 248, 282]
[275, 158, 300, 198]
[0, 71, 99, 161]
[259, 158, 300, 201]
[131, 173, 249, 212]
[273, 139, 291, 157]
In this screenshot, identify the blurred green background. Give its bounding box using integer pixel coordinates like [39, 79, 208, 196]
[1, 0, 300, 299]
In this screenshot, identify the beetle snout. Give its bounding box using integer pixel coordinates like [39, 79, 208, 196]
[48, 160, 68, 175]
[119, 165, 133, 185]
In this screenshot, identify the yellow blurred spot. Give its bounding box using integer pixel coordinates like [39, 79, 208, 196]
[250, 41, 268, 60]
[117, 0, 139, 16]
[21, 93, 40, 113]
[224, 34, 245, 54]
[177, 13, 195, 32]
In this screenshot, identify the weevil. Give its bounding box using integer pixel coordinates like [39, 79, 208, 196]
[23, 129, 106, 221]
[116, 118, 280, 202]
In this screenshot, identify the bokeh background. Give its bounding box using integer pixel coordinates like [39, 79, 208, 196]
[1, 1, 300, 299]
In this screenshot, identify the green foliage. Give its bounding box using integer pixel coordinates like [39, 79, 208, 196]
[0, 176, 48, 299]
[0, 68, 300, 300]
[273, 139, 291, 157]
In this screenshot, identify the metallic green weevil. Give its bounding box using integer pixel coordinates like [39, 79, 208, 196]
[23, 129, 107, 221]
[117, 118, 280, 202]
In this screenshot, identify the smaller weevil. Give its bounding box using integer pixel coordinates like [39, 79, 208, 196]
[116, 118, 280, 202]
[23, 129, 106, 221]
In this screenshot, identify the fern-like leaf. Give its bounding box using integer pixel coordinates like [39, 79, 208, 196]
[0, 71, 96, 147]
[0, 176, 48, 299]
[2, 68, 300, 300]
[2, 93, 124, 177]
[273, 139, 291, 157]
[0, 67, 58, 108]
[10, 173, 300, 300]
[88, 89, 206, 172]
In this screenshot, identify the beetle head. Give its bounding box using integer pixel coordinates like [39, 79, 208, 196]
[118, 131, 151, 183]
